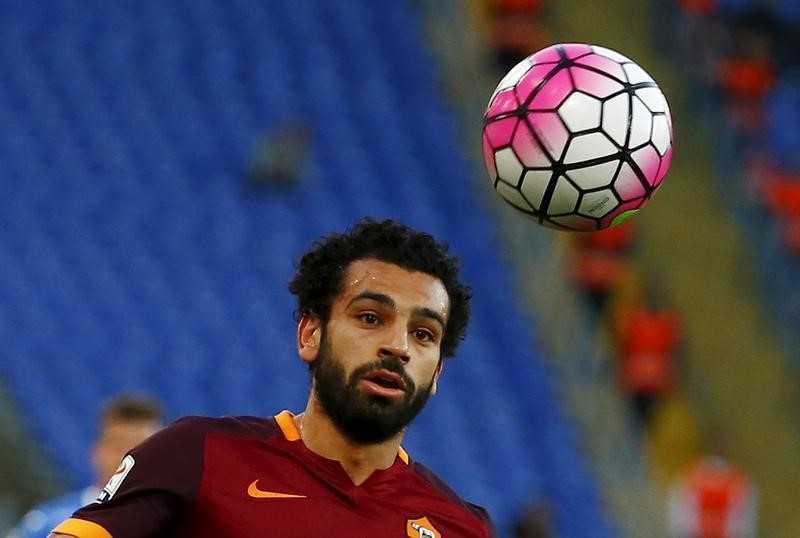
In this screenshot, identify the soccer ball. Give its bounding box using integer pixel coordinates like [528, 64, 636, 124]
[482, 43, 673, 231]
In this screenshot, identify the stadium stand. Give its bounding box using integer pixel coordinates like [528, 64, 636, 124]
[661, 1, 800, 534]
[669, 0, 800, 367]
[0, 1, 617, 535]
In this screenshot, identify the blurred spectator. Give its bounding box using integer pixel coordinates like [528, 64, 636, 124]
[245, 118, 312, 191]
[615, 281, 682, 431]
[783, 218, 800, 255]
[720, 9, 778, 100]
[513, 498, 554, 538]
[570, 221, 636, 318]
[488, 0, 550, 73]
[667, 433, 757, 538]
[6, 394, 162, 538]
[718, 34, 775, 104]
[762, 172, 800, 219]
[673, 0, 730, 92]
[675, 0, 716, 16]
[753, 162, 800, 254]
[717, 10, 778, 140]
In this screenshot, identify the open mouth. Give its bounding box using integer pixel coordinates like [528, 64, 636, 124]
[361, 369, 407, 396]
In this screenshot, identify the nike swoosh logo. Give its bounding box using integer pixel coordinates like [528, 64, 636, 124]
[247, 480, 307, 499]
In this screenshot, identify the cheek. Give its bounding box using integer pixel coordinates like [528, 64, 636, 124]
[331, 334, 372, 366]
[412, 354, 441, 384]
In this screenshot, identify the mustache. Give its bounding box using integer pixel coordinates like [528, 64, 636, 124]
[349, 357, 415, 392]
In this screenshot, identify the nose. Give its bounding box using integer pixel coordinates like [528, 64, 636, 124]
[378, 328, 410, 364]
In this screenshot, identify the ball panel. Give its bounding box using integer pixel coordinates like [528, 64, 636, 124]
[548, 214, 599, 231]
[574, 53, 627, 81]
[531, 45, 563, 63]
[482, 134, 497, 180]
[567, 161, 620, 189]
[590, 45, 632, 64]
[559, 92, 602, 132]
[579, 189, 618, 218]
[602, 94, 629, 146]
[514, 63, 562, 104]
[490, 57, 535, 99]
[564, 133, 618, 165]
[651, 114, 672, 156]
[520, 170, 553, 210]
[635, 87, 667, 113]
[664, 101, 673, 132]
[655, 145, 673, 186]
[512, 123, 552, 167]
[494, 147, 525, 186]
[623, 62, 655, 84]
[487, 88, 520, 118]
[547, 176, 580, 214]
[629, 96, 653, 148]
[562, 43, 593, 59]
[529, 68, 573, 110]
[570, 67, 625, 98]
[496, 181, 536, 213]
[483, 116, 518, 147]
[528, 112, 570, 161]
[631, 145, 661, 186]
[613, 162, 647, 201]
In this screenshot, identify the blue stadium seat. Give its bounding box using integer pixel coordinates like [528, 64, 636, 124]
[766, 78, 800, 172]
[0, 1, 615, 535]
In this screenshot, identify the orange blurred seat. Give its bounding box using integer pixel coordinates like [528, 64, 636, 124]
[719, 58, 776, 102]
[764, 179, 800, 218]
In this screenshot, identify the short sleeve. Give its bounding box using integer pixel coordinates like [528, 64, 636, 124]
[52, 417, 209, 538]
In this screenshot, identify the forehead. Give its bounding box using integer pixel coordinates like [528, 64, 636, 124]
[337, 259, 449, 315]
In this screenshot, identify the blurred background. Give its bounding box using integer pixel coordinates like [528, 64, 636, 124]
[0, 0, 798, 536]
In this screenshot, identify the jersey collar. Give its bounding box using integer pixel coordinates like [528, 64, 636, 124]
[274, 409, 410, 464]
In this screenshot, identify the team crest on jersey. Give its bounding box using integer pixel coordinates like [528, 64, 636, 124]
[96, 454, 135, 503]
[406, 516, 441, 538]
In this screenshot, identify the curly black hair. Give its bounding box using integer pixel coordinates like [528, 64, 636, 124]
[288, 218, 472, 358]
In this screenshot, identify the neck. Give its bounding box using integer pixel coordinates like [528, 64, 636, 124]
[295, 394, 403, 486]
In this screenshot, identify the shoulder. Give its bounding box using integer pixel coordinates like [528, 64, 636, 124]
[408, 461, 496, 535]
[138, 415, 282, 450]
[167, 414, 281, 435]
[115, 415, 283, 492]
[85, 416, 285, 510]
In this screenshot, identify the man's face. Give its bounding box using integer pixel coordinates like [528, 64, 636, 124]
[92, 419, 160, 485]
[301, 259, 449, 444]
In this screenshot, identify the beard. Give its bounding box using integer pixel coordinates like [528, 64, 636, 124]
[311, 335, 435, 445]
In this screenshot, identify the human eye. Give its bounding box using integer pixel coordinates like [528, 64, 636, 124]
[413, 328, 436, 343]
[358, 312, 380, 325]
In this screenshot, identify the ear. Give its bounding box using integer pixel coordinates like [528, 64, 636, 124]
[297, 313, 322, 364]
[430, 358, 444, 396]
[90, 440, 100, 464]
[90, 438, 103, 474]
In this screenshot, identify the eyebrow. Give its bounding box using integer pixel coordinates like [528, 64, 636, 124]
[347, 292, 446, 330]
[414, 306, 446, 331]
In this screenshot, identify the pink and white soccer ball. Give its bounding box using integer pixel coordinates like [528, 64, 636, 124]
[482, 43, 673, 231]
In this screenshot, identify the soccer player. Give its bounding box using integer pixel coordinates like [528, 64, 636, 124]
[49, 218, 496, 538]
[9, 394, 162, 538]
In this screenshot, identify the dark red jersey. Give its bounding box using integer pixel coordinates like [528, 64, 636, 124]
[54, 410, 496, 538]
